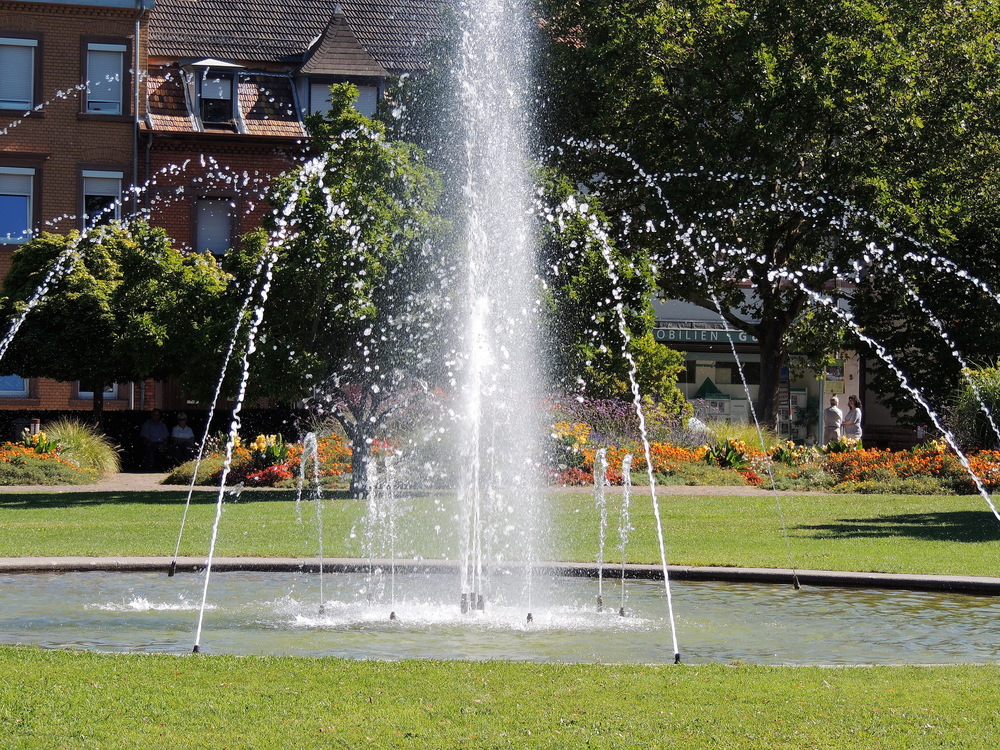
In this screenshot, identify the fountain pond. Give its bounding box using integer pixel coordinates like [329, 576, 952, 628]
[2, 569, 999, 666]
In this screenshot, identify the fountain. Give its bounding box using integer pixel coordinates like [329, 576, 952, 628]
[4, 1, 1000, 668]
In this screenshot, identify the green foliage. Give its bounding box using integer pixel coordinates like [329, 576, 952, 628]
[834, 476, 955, 495]
[948, 363, 1000, 450]
[20, 429, 57, 454]
[822, 436, 864, 454]
[165, 456, 224, 486]
[655, 461, 749, 486]
[0, 455, 95, 485]
[539, 0, 1000, 424]
[44, 419, 120, 476]
[0, 222, 231, 410]
[227, 84, 448, 493]
[703, 437, 751, 470]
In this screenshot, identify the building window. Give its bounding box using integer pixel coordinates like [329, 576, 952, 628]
[0, 166, 34, 244]
[200, 74, 234, 125]
[0, 375, 28, 398]
[85, 42, 126, 114]
[195, 197, 233, 254]
[82, 170, 122, 228]
[309, 81, 378, 117]
[76, 383, 119, 400]
[0, 36, 39, 111]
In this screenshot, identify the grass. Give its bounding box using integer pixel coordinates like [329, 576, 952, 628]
[2, 647, 1000, 748]
[2, 488, 1000, 576]
[45, 419, 121, 477]
[3, 489, 1000, 748]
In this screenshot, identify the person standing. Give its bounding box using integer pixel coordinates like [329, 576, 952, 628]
[823, 396, 843, 444]
[842, 395, 863, 439]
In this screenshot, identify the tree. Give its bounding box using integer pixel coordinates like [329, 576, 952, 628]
[538, 0, 1000, 425]
[226, 84, 449, 495]
[536, 172, 688, 411]
[0, 222, 232, 417]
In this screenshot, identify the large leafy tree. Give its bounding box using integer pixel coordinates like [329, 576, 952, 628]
[538, 0, 1000, 425]
[0, 222, 232, 416]
[227, 85, 449, 495]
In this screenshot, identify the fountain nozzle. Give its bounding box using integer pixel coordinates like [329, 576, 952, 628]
[674, 653, 681, 665]
[618, 607, 625, 617]
[460, 593, 469, 614]
[526, 612, 533, 623]
[167, 560, 176, 577]
[318, 604, 325, 615]
[597, 594, 603, 612]
[193, 644, 200, 654]
[476, 595, 484, 611]
[389, 611, 397, 621]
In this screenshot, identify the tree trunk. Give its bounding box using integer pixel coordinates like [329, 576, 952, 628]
[756, 327, 785, 430]
[90, 383, 106, 427]
[349, 436, 370, 498]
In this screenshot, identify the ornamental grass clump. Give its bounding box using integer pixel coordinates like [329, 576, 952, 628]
[43, 419, 120, 476]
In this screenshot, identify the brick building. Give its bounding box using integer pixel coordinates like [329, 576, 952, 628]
[1, 0, 152, 410]
[0, 0, 438, 413]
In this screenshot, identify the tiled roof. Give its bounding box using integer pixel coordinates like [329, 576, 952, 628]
[239, 75, 306, 138]
[144, 65, 305, 137]
[149, 0, 441, 73]
[145, 67, 195, 132]
[300, 13, 387, 78]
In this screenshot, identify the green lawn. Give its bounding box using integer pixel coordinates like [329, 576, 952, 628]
[1, 488, 999, 576]
[2, 648, 999, 749]
[3, 489, 1000, 747]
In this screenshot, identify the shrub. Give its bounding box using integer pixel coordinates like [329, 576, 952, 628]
[948, 363, 1000, 449]
[44, 419, 121, 476]
[833, 476, 955, 495]
[655, 462, 749, 486]
[0, 447, 95, 485]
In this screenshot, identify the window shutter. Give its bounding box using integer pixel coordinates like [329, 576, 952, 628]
[0, 42, 34, 109]
[196, 199, 233, 254]
[87, 47, 124, 113]
[356, 86, 378, 117]
[0, 171, 33, 196]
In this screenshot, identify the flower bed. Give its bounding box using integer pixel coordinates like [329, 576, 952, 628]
[0, 430, 97, 485]
[546, 417, 1000, 494]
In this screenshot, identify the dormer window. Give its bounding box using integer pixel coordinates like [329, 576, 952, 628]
[200, 74, 234, 126]
[309, 81, 379, 118]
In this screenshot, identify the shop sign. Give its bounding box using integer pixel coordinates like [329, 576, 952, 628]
[655, 327, 758, 344]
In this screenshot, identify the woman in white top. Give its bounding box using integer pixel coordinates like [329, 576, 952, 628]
[842, 395, 862, 439]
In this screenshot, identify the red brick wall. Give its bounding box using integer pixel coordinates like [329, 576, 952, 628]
[141, 136, 306, 252]
[0, 2, 148, 411]
[1, 1, 148, 234]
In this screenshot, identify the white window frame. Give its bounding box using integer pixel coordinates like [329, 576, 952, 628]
[82, 169, 123, 228]
[86, 43, 126, 114]
[195, 197, 233, 255]
[0, 37, 37, 111]
[0, 166, 34, 244]
[309, 81, 379, 117]
[0, 375, 28, 398]
[199, 73, 234, 125]
[76, 382, 119, 400]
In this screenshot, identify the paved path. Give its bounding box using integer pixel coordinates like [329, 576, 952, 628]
[0, 473, 210, 494]
[0, 473, 827, 496]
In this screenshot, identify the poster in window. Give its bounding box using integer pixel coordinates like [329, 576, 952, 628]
[825, 359, 845, 393]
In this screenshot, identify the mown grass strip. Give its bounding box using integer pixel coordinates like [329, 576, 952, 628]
[2, 647, 999, 749]
[1, 489, 999, 577]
